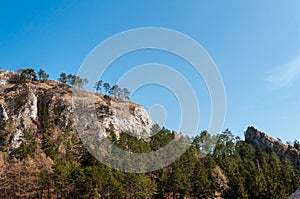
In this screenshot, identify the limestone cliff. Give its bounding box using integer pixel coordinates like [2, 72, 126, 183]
[0, 70, 154, 152]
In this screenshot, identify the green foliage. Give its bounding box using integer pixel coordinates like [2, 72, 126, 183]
[64, 74, 88, 88]
[53, 161, 85, 198]
[122, 88, 130, 100]
[124, 173, 157, 199]
[37, 95, 50, 129]
[13, 130, 37, 160]
[53, 101, 70, 130]
[58, 72, 88, 89]
[8, 73, 26, 84]
[94, 80, 102, 93]
[294, 140, 300, 150]
[7, 84, 29, 115]
[150, 127, 174, 150]
[0, 120, 6, 130]
[42, 135, 58, 160]
[20, 68, 37, 80]
[58, 72, 67, 83]
[37, 69, 49, 81]
[105, 83, 130, 100]
[103, 82, 110, 94]
[192, 160, 216, 198]
[5, 128, 300, 198]
[3, 68, 299, 198]
[109, 84, 121, 97]
[73, 76, 88, 89]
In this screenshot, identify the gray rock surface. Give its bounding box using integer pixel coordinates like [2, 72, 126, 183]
[289, 187, 300, 199]
[0, 70, 154, 151]
[245, 126, 300, 165]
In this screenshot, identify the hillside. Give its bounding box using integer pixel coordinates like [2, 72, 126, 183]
[0, 69, 300, 199]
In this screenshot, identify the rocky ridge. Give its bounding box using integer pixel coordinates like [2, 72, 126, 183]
[0, 70, 154, 152]
[245, 126, 300, 165]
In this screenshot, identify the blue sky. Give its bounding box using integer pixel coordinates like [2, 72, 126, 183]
[1, 0, 300, 142]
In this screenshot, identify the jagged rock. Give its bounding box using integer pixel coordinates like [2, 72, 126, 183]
[9, 130, 23, 151]
[244, 126, 286, 150]
[245, 126, 300, 165]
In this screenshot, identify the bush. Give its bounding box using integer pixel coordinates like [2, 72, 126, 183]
[103, 95, 111, 106]
[13, 130, 37, 160]
[8, 73, 26, 84]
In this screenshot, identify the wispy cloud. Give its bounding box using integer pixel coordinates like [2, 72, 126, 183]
[265, 57, 300, 88]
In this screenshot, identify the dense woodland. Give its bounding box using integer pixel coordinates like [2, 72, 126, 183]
[0, 68, 300, 198]
[1, 127, 300, 198]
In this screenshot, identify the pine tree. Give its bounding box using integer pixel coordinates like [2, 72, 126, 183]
[37, 69, 49, 81]
[58, 72, 67, 84]
[103, 82, 111, 94]
[94, 80, 103, 93]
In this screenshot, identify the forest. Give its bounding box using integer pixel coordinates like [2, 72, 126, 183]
[1, 128, 300, 198]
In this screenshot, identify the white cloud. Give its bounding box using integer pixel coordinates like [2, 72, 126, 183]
[265, 57, 300, 88]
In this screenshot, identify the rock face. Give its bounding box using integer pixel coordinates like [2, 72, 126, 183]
[212, 166, 229, 199]
[245, 126, 300, 165]
[245, 126, 287, 150]
[10, 130, 23, 150]
[0, 104, 8, 121]
[0, 71, 13, 121]
[0, 70, 154, 151]
[0, 70, 12, 86]
[101, 103, 153, 138]
[19, 89, 38, 120]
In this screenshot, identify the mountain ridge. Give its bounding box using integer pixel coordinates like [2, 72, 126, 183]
[0, 69, 299, 198]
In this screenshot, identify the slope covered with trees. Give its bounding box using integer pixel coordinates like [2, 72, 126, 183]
[0, 68, 299, 198]
[1, 128, 300, 198]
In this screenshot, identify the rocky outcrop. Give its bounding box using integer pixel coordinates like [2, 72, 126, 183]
[245, 126, 300, 165]
[244, 126, 287, 151]
[19, 89, 38, 120]
[9, 130, 23, 151]
[212, 166, 229, 199]
[0, 104, 8, 121]
[101, 103, 153, 138]
[0, 70, 12, 86]
[0, 70, 154, 152]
